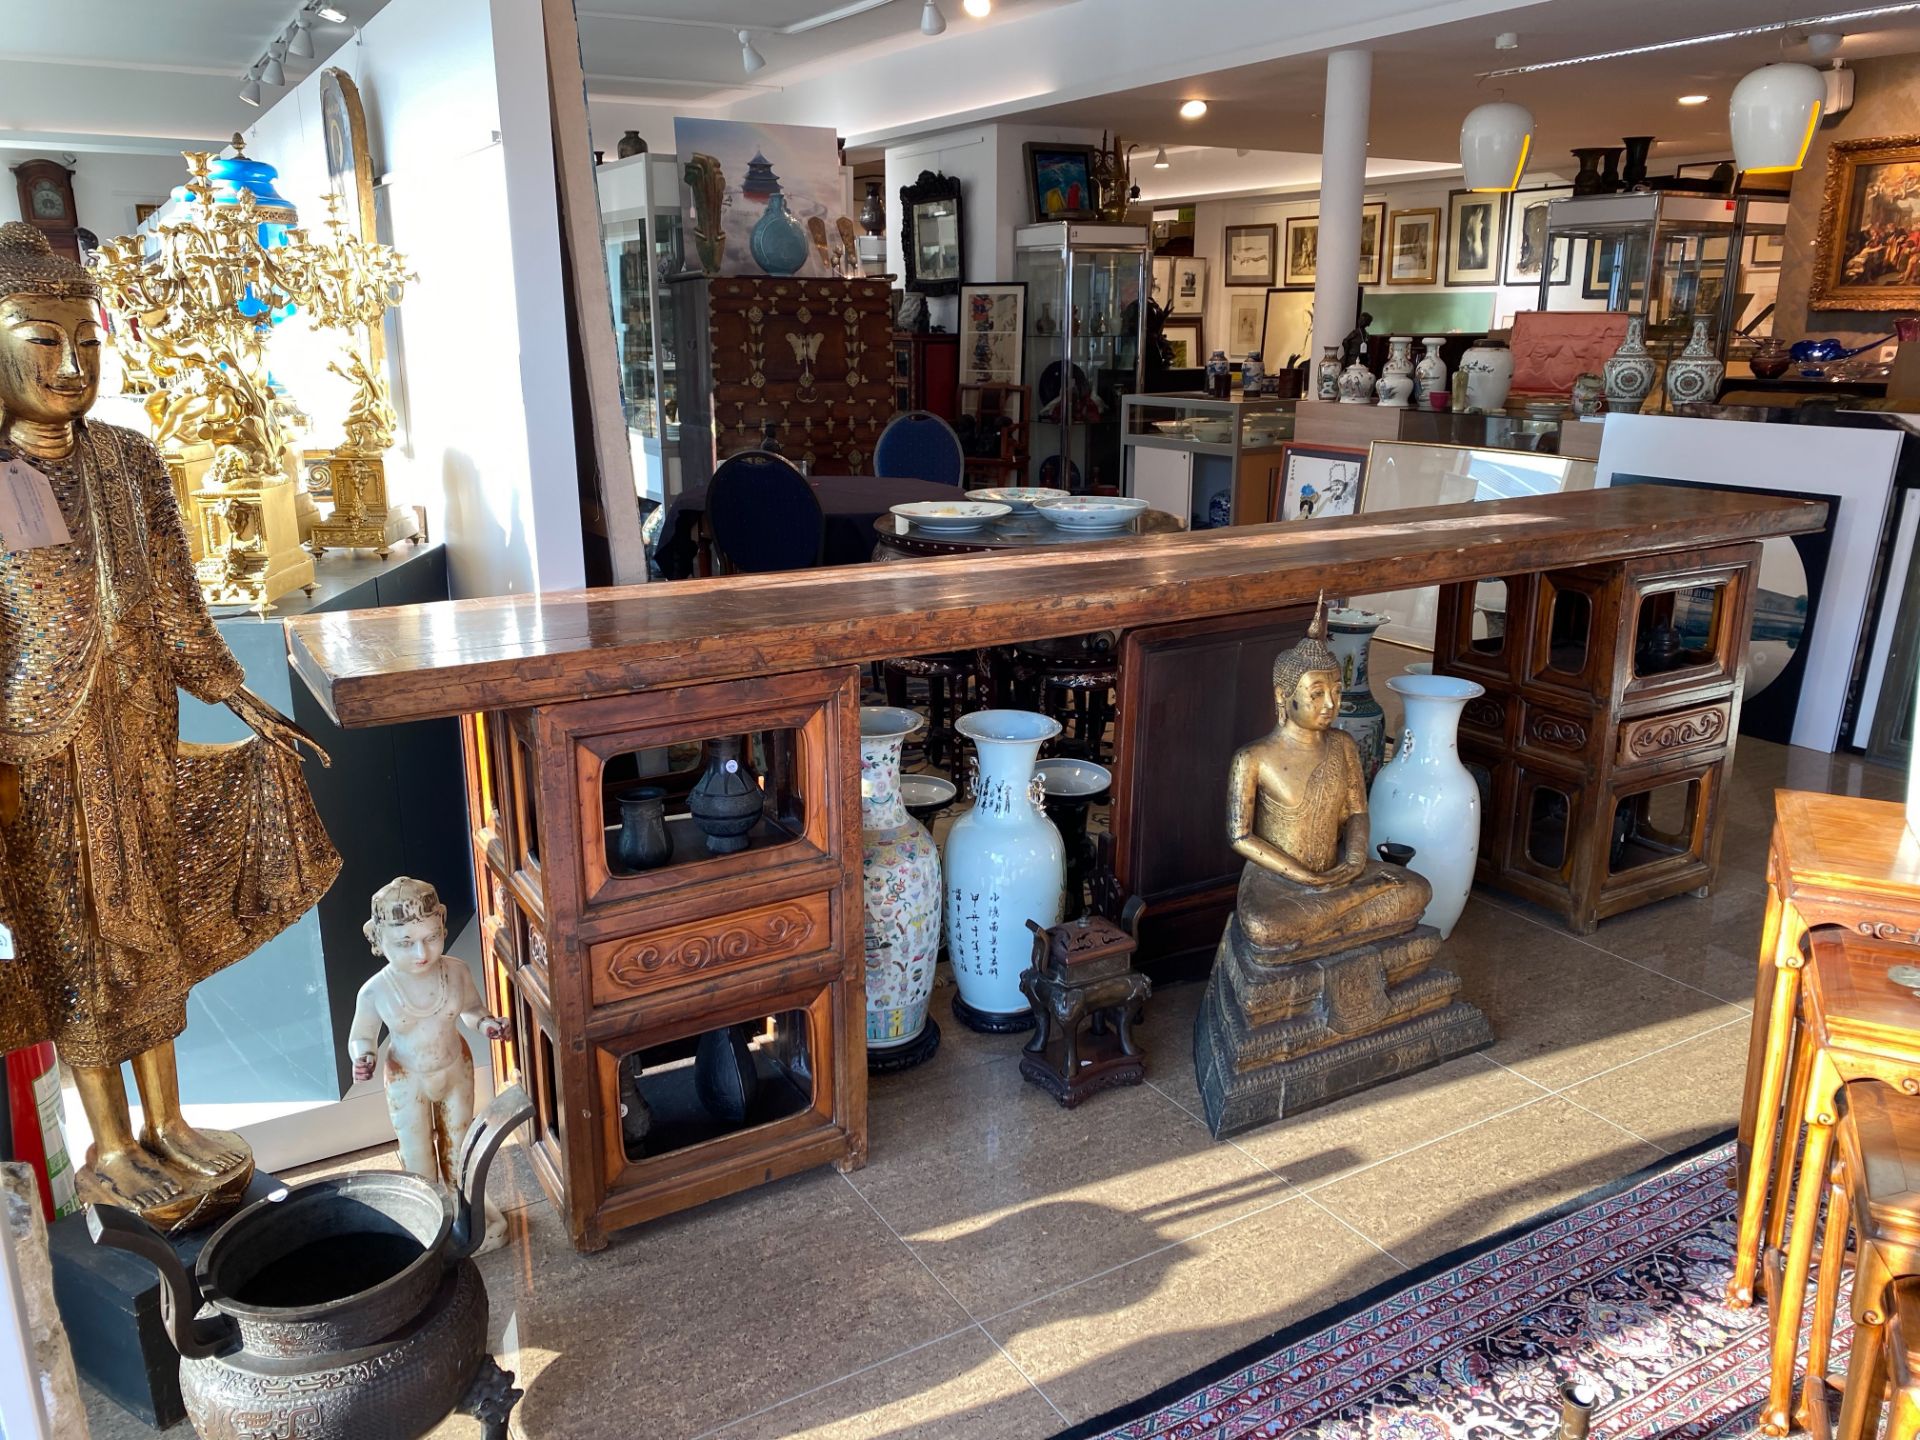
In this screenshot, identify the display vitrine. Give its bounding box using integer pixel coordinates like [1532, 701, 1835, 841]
[1121, 393, 1294, 528]
[1013, 222, 1148, 493]
[597, 153, 684, 503]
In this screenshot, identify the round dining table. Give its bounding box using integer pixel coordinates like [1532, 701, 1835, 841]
[654, 474, 962, 578]
[871, 507, 1185, 560]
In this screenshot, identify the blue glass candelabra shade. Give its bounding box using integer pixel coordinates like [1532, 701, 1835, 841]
[205, 149, 300, 325]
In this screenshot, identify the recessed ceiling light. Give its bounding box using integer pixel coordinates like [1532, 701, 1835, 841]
[1153, 147, 1169, 168]
[962, 0, 991, 15]
[1179, 99, 1208, 119]
[314, 3, 349, 22]
[1678, 93, 1710, 104]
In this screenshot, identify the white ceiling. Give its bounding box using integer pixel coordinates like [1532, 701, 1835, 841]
[0, 0, 389, 152]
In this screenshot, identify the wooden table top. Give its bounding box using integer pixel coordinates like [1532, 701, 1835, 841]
[286, 485, 1825, 729]
[1774, 790, 1920, 914]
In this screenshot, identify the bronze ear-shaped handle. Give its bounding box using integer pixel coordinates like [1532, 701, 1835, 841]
[450, 1084, 534, 1260]
[86, 1205, 238, 1360]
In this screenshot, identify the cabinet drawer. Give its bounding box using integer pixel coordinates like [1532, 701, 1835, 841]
[1616, 700, 1733, 766]
[589, 891, 835, 1006]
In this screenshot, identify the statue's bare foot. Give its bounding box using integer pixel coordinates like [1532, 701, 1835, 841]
[85, 1144, 183, 1212]
[141, 1119, 250, 1178]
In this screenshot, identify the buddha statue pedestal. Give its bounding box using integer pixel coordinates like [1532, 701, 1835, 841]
[1193, 862, 1490, 1138]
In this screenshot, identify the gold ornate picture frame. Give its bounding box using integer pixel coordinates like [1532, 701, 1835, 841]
[1810, 132, 1920, 312]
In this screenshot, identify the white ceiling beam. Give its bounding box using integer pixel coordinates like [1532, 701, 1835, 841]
[0, 51, 242, 78]
[578, 0, 897, 36]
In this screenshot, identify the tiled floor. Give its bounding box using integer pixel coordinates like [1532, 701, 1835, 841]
[80, 730, 1905, 1440]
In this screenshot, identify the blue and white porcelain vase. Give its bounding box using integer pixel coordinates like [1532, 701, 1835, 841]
[750, 193, 810, 276]
[1327, 607, 1390, 785]
[1369, 675, 1485, 939]
[945, 710, 1065, 1023]
[861, 707, 941, 1051]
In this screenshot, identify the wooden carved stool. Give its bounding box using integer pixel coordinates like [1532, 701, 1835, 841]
[1018, 916, 1150, 1107]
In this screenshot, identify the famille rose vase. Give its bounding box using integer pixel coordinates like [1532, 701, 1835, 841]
[1327, 607, 1391, 785]
[860, 708, 941, 1050]
[1368, 675, 1485, 939]
[945, 710, 1065, 1024]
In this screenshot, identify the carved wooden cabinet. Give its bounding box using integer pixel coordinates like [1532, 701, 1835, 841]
[463, 668, 865, 1252]
[1433, 541, 1761, 934]
[671, 274, 894, 491]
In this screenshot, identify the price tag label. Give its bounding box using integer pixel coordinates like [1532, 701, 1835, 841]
[0, 458, 71, 550]
[0, 922, 16, 960]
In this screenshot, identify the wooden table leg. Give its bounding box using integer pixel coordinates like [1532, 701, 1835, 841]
[1800, 1151, 1851, 1432]
[1739, 876, 1787, 1163]
[1730, 887, 1800, 1308]
[1765, 1048, 1840, 1436]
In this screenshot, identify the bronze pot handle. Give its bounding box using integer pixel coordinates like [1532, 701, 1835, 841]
[87, 1205, 238, 1360]
[450, 1083, 534, 1260]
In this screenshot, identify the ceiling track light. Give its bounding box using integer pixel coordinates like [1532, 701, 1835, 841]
[1481, 2, 1920, 77]
[287, 16, 314, 58]
[312, 3, 349, 22]
[239, 65, 264, 106]
[261, 46, 287, 87]
[739, 29, 766, 73]
[921, 1, 946, 36]
[1152, 146, 1169, 168]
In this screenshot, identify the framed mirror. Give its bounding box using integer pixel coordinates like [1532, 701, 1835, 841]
[900, 170, 963, 296]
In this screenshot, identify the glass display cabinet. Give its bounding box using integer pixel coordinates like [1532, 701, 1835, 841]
[596, 154, 685, 503]
[1121, 394, 1295, 528]
[1542, 191, 1788, 366]
[1013, 222, 1149, 493]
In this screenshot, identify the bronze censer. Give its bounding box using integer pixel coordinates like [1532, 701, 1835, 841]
[87, 1087, 533, 1440]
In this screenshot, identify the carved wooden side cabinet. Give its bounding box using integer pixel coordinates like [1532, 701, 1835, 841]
[1433, 541, 1761, 934]
[462, 669, 865, 1252]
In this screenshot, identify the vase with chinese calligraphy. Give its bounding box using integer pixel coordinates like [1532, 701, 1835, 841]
[945, 710, 1064, 1032]
[861, 707, 942, 1070]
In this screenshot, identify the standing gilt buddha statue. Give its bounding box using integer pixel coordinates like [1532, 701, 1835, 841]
[0, 222, 339, 1228]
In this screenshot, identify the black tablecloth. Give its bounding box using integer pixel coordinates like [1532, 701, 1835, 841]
[656, 474, 961, 578]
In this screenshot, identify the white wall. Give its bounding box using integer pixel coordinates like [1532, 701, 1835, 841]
[0, 147, 180, 239]
[238, 0, 583, 600]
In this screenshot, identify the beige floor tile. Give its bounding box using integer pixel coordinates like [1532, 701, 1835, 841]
[482, 1169, 969, 1440]
[277, 1133, 550, 1216]
[1231, 1052, 1548, 1189]
[1443, 900, 1746, 1090]
[1581, 883, 1767, 1007]
[704, 1327, 1060, 1439]
[1311, 1096, 1661, 1267]
[1563, 1018, 1750, 1154]
[986, 1194, 1403, 1425]
[854, 1049, 1291, 1320]
[1134, 977, 1208, 1119]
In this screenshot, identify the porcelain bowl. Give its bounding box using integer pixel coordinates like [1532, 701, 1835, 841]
[1032, 496, 1149, 531]
[890, 500, 1010, 533]
[969, 486, 1070, 512]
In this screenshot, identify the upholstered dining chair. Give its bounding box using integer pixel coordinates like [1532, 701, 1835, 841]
[706, 449, 825, 574]
[875, 410, 965, 487]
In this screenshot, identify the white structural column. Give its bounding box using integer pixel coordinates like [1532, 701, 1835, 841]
[1310, 48, 1374, 367]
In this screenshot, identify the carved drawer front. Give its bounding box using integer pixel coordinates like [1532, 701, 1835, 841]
[1459, 691, 1508, 742]
[1516, 702, 1593, 762]
[590, 892, 835, 1006]
[1616, 701, 1732, 766]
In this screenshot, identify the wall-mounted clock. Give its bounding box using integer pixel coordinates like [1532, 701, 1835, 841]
[12, 160, 79, 261]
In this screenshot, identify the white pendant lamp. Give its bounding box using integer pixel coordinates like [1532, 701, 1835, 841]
[1459, 101, 1534, 192]
[1730, 62, 1825, 173]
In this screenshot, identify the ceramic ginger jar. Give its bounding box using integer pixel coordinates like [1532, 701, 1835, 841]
[1458, 339, 1513, 412]
[1337, 355, 1376, 404]
[1368, 675, 1485, 939]
[1664, 316, 1724, 409]
[1602, 316, 1657, 414]
[860, 708, 942, 1053]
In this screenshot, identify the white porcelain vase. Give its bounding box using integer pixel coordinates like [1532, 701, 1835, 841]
[1368, 675, 1486, 939]
[1317, 345, 1342, 400]
[1458, 340, 1513, 412]
[1413, 337, 1447, 408]
[1375, 335, 1415, 408]
[945, 710, 1065, 1018]
[860, 707, 941, 1049]
[1602, 316, 1657, 414]
[1664, 316, 1724, 409]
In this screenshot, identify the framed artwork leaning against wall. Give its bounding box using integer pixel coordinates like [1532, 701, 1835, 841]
[957, 282, 1025, 386]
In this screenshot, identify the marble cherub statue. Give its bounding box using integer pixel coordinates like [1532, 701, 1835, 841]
[350, 877, 513, 1253]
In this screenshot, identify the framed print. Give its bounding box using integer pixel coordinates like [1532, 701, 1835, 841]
[1358, 201, 1388, 286]
[1260, 286, 1312, 371]
[1223, 222, 1277, 287]
[957, 282, 1025, 386]
[1227, 291, 1265, 359]
[1748, 232, 1784, 269]
[1277, 443, 1368, 522]
[1386, 207, 1440, 285]
[1501, 186, 1573, 288]
[1444, 189, 1505, 286]
[1162, 322, 1203, 369]
[1283, 214, 1318, 288]
[1168, 256, 1206, 316]
[1023, 142, 1099, 222]
[1810, 133, 1920, 311]
[1150, 255, 1172, 306]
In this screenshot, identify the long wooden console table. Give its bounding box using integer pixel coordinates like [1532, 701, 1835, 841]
[287, 487, 1823, 1250]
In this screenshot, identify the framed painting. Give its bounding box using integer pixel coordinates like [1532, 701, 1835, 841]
[1168, 256, 1206, 317]
[1444, 189, 1505, 287]
[1162, 322, 1203, 369]
[1024, 142, 1099, 223]
[1260, 286, 1312, 371]
[1226, 291, 1265, 359]
[1501, 185, 1573, 288]
[958, 282, 1025, 386]
[674, 117, 844, 277]
[1277, 443, 1368, 522]
[1358, 201, 1388, 286]
[1748, 232, 1784, 269]
[1282, 214, 1318, 289]
[1224, 222, 1277, 287]
[1150, 255, 1172, 307]
[1386, 206, 1440, 285]
[1810, 133, 1920, 311]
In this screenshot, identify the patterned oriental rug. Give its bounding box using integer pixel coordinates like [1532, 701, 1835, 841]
[1057, 1139, 1843, 1440]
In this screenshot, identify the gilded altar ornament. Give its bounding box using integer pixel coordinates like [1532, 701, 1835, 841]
[90, 142, 314, 610]
[1191, 595, 1489, 1138]
[0, 222, 341, 1228]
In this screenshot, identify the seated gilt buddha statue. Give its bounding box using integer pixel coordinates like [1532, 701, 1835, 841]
[1226, 597, 1427, 957]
